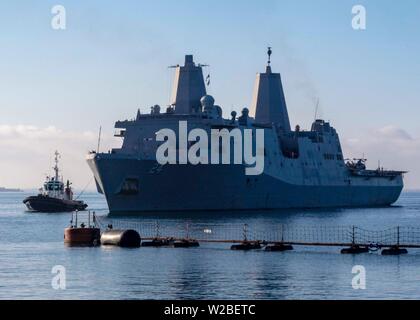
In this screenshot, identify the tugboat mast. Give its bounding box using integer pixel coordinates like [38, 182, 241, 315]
[53, 151, 60, 181]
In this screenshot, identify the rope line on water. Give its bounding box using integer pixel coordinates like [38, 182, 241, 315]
[75, 177, 94, 200]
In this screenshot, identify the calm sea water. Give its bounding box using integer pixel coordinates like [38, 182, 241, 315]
[1, 191, 420, 300]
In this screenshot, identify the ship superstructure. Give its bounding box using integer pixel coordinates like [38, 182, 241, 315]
[87, 50, 405, 214]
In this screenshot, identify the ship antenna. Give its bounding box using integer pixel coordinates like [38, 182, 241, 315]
[97, 126, 102, 153]
[314, 98, 320, 121]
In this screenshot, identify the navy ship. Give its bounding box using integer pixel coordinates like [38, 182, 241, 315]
[87, 49, 405, 214]
[24, 151, 88, 213]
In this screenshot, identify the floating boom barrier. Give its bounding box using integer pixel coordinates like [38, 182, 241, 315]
[91, 216, 420, 255]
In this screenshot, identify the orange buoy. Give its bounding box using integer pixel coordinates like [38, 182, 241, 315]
[64, 211, 101, 246]
[64, 227, 101, 246]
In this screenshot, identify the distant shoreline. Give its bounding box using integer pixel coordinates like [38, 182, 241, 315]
[0, 188, 23, 192]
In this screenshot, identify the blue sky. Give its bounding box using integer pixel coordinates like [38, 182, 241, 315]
[0, 0, 419, 189]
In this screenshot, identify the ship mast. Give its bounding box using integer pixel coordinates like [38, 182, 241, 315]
[249, 47, 291, 131]
[53, 151, 60, 181]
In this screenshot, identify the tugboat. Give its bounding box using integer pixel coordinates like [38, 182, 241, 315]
[23, 151, 88, 213]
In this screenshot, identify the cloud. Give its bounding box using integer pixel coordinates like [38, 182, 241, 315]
[343, 125, 420, 190]
[376, 125, 413, 141]
[0, 124, 118, 190]
[0, 124, 97, 139]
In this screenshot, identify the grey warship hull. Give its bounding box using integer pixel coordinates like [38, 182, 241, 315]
[87, 155, 403, 214]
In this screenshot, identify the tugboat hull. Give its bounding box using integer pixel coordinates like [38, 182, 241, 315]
[23, 195, 88, 213]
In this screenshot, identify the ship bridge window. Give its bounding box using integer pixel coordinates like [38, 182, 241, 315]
[118, 178, 139, 195]
[46, 182, 62, 191]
